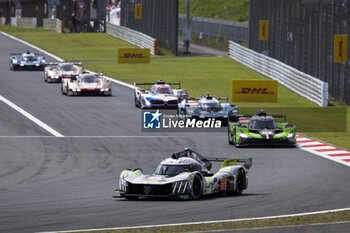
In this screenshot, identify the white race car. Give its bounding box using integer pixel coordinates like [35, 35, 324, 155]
[115, 148, 252, 200]
[134, 80, 188, 109]
[61, 73, 112, 96]
[44, 62, 83, 83]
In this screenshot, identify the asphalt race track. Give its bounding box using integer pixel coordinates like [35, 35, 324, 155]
[0, 33, 350, 233]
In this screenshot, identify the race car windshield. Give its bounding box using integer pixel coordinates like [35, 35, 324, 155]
[200, 102, 221, 111]
[61, 65, 75, 71]
[249, 119, 277, 129]
[155, 165, 195, 176]
[80, 76, 99, 83]
[154, 87, 173, 94]
[22, 56, 36, 62]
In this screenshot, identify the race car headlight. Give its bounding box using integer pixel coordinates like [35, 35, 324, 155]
[275, 133, 284, 137]
[145, 99, 151, 106]
[172, 180, 189, 194]
[251, 133, 260, 137]
[77, 88, 81, 92]
[239, 130, 249, 138]
[36, 64, 40, 66]
[119, 180, 127, 192]
[287, 130, 295, 138]
[71, 88, 77, 92]
[13, 60, 18, 64]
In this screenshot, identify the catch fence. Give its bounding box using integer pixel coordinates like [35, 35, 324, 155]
[249, 0, 350, 104]
[120, 0, 178, 55]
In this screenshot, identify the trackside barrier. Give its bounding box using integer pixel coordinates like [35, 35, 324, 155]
[11, 17, 37, 28]
[0, 17, 6, 25]
[106, 22, 158, 55]
[43, 18, 64, 33]
[228, 41, 328, 107]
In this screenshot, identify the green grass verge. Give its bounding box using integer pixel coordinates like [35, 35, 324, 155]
[1, 26, 348, 149]
[60, 209, 350, 232]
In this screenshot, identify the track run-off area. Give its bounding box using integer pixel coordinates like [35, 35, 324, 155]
[0, 32, 349, 233]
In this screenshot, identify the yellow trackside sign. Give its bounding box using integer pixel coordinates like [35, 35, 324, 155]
[135, 4, 142, 20]
[259, 20, 269, 41]
[118, 48, 150, 63]
[334, 34, 348, 63]
[232, 80, 278, 102]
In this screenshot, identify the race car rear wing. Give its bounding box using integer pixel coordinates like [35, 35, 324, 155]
[134, 80, 181, 88]
[46, 61, 82, 66]
[208, 158, 253, 169]
[187, 96, 229, 102]
[229, 113, 287, 123]
[10, 53, 45, 56]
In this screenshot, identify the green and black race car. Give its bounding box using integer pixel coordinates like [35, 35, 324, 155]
[228, 110, 296, 147]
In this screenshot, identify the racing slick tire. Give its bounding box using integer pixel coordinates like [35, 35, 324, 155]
[228, 127, 234, 145]
[61, 83, 65, 95]
[191, 175, 202, 199]
[233, 168, 245, 195]
[66, 85, 72, 96]
[44, 73, 47, 82]
[134, 94, 139, 107]
[233, 131, 241, 147]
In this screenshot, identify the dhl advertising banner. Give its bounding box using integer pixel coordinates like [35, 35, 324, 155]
[135, 4, 142, 20]
[118, 48, 150, 63]
[259, 20, 269, 41]
[334, 34, 348, 63]
[232, 80, 278, 102]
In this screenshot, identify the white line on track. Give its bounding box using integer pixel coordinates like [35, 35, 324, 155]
[38, 207, 350, 233]
[0, 135, 183, 139]
[0, 95, 64, 137]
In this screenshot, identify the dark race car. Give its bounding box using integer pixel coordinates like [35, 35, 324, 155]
[228, 110, 296, 147]
[10, 51, 47, 71]
[178, 93, 239, 126]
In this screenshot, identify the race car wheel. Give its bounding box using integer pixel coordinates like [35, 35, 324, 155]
[191, 175, 202, 199]
[134, 94, 139, 107]
[233, 131, 241, 147]
[234, 169, 245, 195]
[44, 73, 47, 82]
[228, 127, 234, 145]
[66, 85, 71, 96]
[61, 83, 65, 95]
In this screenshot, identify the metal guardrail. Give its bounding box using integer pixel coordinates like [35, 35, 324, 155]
[43, 18, 64, 33]
[106, 22, 158, 55]
[228, 41, 328, 107]
[179, 14, 248, 43]
[11, 17, 37, 28]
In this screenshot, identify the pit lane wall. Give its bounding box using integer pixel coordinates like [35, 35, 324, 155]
[106, 22, 158, 55]
[228, 41, 328, 107]
[11, 17, 37, 28]
[43, 18, 64, 33]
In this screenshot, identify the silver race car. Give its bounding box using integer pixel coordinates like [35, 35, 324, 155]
[134, 80, 188, 109]
[114, 149, 252, 200]
[44, 62, 84, 83]
[61, 73, 112, 96]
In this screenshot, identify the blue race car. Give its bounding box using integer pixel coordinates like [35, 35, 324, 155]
[9, 51, 47, 71]
[178, 93, 239, 126]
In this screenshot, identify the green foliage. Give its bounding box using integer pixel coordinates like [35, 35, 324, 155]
[179, 0, 249, 22]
